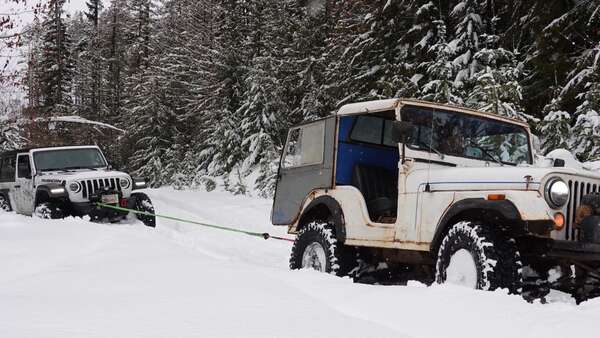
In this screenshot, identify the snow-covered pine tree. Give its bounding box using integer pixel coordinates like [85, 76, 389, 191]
[236, 0, 295, 196]
[570, 52, 600, 161]
[39, 0, 75, 116]
[128, 69, 177, 187]
[287, 0, 336, 121]
[562, 3, 600, 162]
[539, 98, 571, 154]
[401, 1, 441, 94]
[197, 0, 255, 193]
[102, 0, 131, 124]
[83, 0, 104, 119]
[325, 0, 415, 107]
[0, 118, 23, 152]
[467, 33, 526, 120]
[420, 20, 462, 104]
[449, 0, 483, 100]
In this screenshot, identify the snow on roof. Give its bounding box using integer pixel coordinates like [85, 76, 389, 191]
[336, 99, 400, 115]
[335, 98, 530, 128]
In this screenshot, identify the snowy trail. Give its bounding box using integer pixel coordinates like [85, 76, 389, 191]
[1, 188, 600, 338]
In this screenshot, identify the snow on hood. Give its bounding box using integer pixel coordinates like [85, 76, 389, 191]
[36, 169, 129, 183]
[539, 149, 584, 170]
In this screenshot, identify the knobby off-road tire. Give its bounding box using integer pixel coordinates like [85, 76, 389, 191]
[34, 202, 64, 219]
[436, 221, 523, 293]
[129, 192, 156, 227]
[0, 194, 11, 212]
[289, 221, 356, 276]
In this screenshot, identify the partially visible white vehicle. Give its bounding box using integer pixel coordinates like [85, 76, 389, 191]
[272, 98, 600, 302]
[0, 145, 155, 226]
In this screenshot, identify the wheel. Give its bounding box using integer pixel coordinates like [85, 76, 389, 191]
[34, 202, 64, 219]
[435, 221, 522, 293]
[289, 221, 356, 276]
[128, 192, 156, 227]
[0, 194, 11, 212]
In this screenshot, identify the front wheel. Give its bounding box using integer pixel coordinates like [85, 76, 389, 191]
[0, 194, 11, 212]
[128, 192, 156, 227]
[435, 221, 522, 293]
[34, 202, 64, 219]
[289, 221, 356, 276]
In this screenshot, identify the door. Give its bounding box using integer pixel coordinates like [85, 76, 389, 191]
[14, 154, 35, 215]
[272, 117, 336, 225]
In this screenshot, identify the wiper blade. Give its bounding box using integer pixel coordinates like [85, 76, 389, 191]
[469, 141, 503, 166]
[415, 140, 444, 159]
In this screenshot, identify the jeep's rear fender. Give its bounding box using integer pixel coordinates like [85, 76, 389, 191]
[293, 187, 396, 244]
[431, 198, 523, 251]
[296, 195, 347, 242]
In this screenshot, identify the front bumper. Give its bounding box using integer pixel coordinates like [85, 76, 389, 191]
[521, 236, 600, 262]
[72, 186, 129, 222]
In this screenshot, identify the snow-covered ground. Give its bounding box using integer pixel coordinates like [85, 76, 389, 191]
[1, 188, 600, 338]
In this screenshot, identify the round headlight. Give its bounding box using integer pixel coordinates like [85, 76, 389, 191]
[120, 178, 131, 189]
[545, 178, 569, 208]
[69, 182, 81, 193]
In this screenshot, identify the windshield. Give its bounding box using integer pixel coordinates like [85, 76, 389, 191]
[401, 106, 532, 165]
[33, 148, 107, 171]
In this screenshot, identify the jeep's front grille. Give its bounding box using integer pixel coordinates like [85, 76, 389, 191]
[80, 178, 122, 199]
[565, 179, 600, 240]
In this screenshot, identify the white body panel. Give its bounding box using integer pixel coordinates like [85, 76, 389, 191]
[293, 152, 600, 251]
[284, 99, 600, 252]
[0, 146, 135, 216]
[36, 169, 133, 203]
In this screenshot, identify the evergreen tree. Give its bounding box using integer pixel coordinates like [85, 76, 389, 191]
[84, 0, 104, 118]
[403, 1, 442, 92]
[39, 0, 74, 115]
[467, 36, 526, 120]
[326, 1, 415, 106]
[539, 98, 571, 154]
[420, 20, 462, 104]
[449, 0, 483, 97]
[128, 69, 177, 187]
[563, 3, 600, 161]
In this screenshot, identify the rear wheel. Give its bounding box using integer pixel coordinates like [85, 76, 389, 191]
[435, 221, 522, 293]
[0, 194, 11, 212]
[290, 221, 356, 276]
[129, 192, 156, 227]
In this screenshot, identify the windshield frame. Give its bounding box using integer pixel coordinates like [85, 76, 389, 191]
[399, 105, 533, 166]
[31, 147, 109, 172]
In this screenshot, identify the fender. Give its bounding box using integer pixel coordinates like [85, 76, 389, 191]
[432, 198, 522, 251]
[298, 195, 346, 242]
[36, 183, 68, 201]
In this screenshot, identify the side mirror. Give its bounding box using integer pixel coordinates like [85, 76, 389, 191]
[390, 121, 414, 144]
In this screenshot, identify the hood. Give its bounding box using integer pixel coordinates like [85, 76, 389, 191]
[407, 164, 600, 192]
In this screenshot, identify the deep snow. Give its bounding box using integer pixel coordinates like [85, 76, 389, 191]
[1, 188, 600, 338]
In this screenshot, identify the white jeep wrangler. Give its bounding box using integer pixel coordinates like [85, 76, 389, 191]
[0, 145, 155, 227]
[272, 99, 600, 302]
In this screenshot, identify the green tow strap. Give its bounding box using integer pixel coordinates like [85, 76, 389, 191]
[95, 202, 295, 242]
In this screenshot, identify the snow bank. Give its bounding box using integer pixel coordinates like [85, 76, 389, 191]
[1, 189, 599, 338]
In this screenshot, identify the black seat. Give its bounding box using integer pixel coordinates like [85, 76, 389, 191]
[352, 164, 398, 221]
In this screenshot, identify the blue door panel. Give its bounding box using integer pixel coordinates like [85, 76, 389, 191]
[336, 143, 399, 185]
